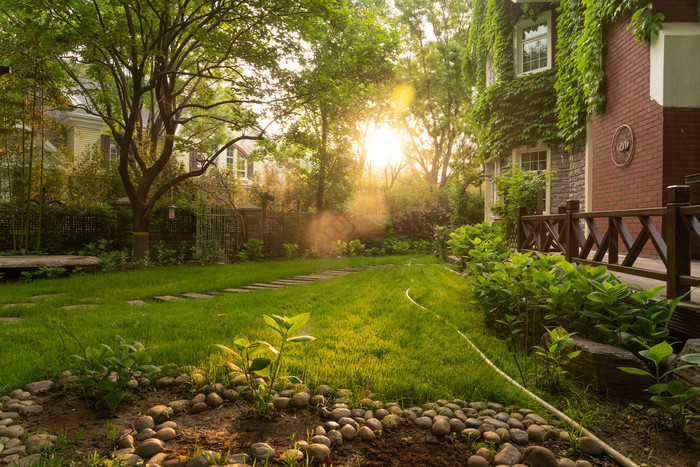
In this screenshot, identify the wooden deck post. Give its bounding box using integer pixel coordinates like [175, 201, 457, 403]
[517, 206, 527, 252]
[666, 185, 691, 300]
[565, 200, 580, 262]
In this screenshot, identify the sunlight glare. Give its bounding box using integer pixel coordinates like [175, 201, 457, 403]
[367, 128, 403, 168]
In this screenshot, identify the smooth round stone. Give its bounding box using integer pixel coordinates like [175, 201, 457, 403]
[559, 431, 570, 443]
[495, 411, 510, 422]
[283, 448, 303, 462]
[290, 392, 311, 407]
[0, 419, 12, 426]
[365, 418, 382, 432]
[330, 407, 351, 421]
[487, 402, 504, 411]
[322, 421, 340, 432]
[305, 443, 331, 461]
[340, 424, 357, 440]
[350, 408, 364, 418]
[525, 413, 548, 425]
[422, 409, 437, 419]
[0, 445, 26, 457]
[18, 404, 43, 414]
[453, 399, 467, 408]
[221, 389, 236, 401]
[408, 407, 423, 416]
[510, 428, 529, 445]
[251, 442, 277, 460]
[24, 380, 53, 395]
[496, 427, 510, 442]
[575, 461, 593, 467]
[578, 436, 604, 456]
[358, 426, 375, 441]
[5, 438, 22, 449]
[136, 428, 156, 441]
[559, 459, 577, 467]
[327, 429, 343, 446]
[461, 428, 481, 440]
[467, 455, 489, 467]
[115, 453, 140, 466]
[135, 439, 164, 458]
[527, 424, 548, 443]
[431, 418, 451, 436]
[190, 402, 208, 414]
[169, 400, 190, 413]
[381, 414, 401, 429]
[465, 418, 482, 429]
[205, 392, 223, 407]
[494, 442, 522, 465]
[481, 408, 497, 416]
[310, 435, 331, 447]
[424, 402, 439, 410]
[155, 376, 175, 388]
[484, 417, 510, 430]
[358, 397, 374, 408]
[338, 417, 356, 427]
[388, 405, 403, 416]
[156, 421, 178, 431]
[521, 418, 534, 428]
[191, 393, 206, 404]
[274, 397, 290, 409]
[478, 423, 496, 434]
[507, 417, 525, 429]
[436, 407, 454, 418]
[314, 425, 326, 436]
[117, 435, 134, 449]
[522, 446, 558, 467]
[453, 410, 468, 422]
[316, 385, 331, 397]
[542, 424, 560, 439]
[0, 412, 19, 420]
[231, 374, 248, 386]
[187, 450, 220, 467]
[280, 390, 296, 398]
[174, 374, 190, 385]
[510, 412, 524, 421]
[155, 427, 176, 441]
[369, 400, 384, 410]
[449, 418, 466, 433]
[310, 395, 325, 406]
[25, 433, 53, 451]
[374, 408, 390, 419]
[227, 453, 251, 464]
[0, 425, 24, 438]
[363, 410, 374, 419]
[415, 416, 433, 430]
[476, 447, 491, 462]
[148, 405, 173, 422]
[147, 453, 168, 465]
[354, 416, 366, 425]
[482, 430, 502, 444]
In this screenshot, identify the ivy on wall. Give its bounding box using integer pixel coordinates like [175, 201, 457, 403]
[466, 0, 666, 155]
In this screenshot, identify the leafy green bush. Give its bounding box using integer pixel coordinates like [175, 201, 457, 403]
[390, 201, 451, 241]
[347, 239, 366, 257]
[448, 222, 507, 264]
[303, 246, 320, 259]
[238, 238, 264, 262]
[329, 240, 347, 257]
[282, 243, 299, 260]
[492, 168, 554, 245]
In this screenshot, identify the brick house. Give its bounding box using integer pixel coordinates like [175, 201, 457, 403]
[479, 0, 700, 222]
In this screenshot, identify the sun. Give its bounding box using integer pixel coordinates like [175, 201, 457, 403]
[367, 128, 403, 168]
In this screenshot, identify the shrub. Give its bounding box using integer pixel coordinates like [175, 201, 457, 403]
[303, 247, 320, 259]
[329, 240, 347, 257]
[238, 238, 264, 262]
[282, 243, 299, 260]
[346, 239, 366, 257]
[448, 222, 507, 264]
[390, 201, 452, 241]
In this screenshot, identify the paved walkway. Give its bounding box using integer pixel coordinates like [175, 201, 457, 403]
[0, 255, 100, 269]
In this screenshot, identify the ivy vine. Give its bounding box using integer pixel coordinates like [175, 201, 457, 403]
[467, 0, 666, 154]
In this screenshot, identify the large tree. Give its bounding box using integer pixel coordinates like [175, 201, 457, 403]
[393, 0, 472, 189]
[16, 0, 333, 257]
[272, 3, 399, 213]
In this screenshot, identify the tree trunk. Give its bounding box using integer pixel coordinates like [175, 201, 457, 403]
[132, 206, 151, 260]
[316, 108, 329, 213]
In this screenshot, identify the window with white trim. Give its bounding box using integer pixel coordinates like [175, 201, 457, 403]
[109, 140, 118, 163]
[486, 49, 496, 87]
[226, 147, 236, 168]
[237, 154, 249, 179]
[520, 149, 548, 172]
[515, 11, 552, 76]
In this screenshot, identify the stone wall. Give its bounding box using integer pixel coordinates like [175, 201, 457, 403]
[550, 146, 586, 213]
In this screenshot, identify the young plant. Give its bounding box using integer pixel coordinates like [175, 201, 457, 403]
[216, 313, 316, 414]
[619, 341, 700, 430]
[532, 327, 581, 393]
[61, 330, 159, 413]
[283, 243, 299, 260]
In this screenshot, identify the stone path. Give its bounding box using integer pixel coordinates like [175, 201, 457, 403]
[0, 265, 397, 322]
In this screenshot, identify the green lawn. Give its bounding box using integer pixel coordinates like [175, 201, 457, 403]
[0, 255, 536, 408]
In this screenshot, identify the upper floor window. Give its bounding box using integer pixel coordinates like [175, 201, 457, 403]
[515, 11, 552, 76]
[485, 49, 496, 87]
[237, 154, 249, 179]
[226, 146, 236, 168]
[109, 141, 118, 162]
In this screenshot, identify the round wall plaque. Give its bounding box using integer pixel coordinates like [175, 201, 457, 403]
[611, 124, 634, 167]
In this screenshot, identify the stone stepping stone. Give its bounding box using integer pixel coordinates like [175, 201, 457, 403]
[153, 296, 183, 302]
[221, 288, 250, 293]
[269, 280, 307, 286]
[208, 291, 225, 295]
[248, 283, 285, 288]
[181, 293, 213, 299]
[2, 303, 35, 309]
[58, 304, 100, 310]
[125, 300, 148, 306]
[241, 285, 276, 290]
[30, 294, 66, 299]
[0, 317, 21, 323]
[289, 276, 320, 281]
[320, 270, 351, 276]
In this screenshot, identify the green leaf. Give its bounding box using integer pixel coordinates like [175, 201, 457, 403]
[618, 366, 653, 377]
[233, 333, 251, 349]
[648, 341, 674, 365]
[667, 380, 685, 396]
[287, 335, 316, 343]
[287, 312, 311, 335]
[587, 292, 612, 304]
[647, 382, 668, 394]
[680, 353, 700, 365]
[284, 376, 303, 385]
[249, 358, 271, 372]
[263, 315, 285, 338]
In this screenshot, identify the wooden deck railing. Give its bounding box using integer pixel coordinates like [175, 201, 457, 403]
[517, 185, 700, 337]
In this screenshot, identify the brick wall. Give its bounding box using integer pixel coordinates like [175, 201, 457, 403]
[654, 0, 699, 22]
[591, 13, 665, 212]
[663, 107, 700, 205]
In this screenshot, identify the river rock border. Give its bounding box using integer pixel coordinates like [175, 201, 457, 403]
[0, 369, 610, 467]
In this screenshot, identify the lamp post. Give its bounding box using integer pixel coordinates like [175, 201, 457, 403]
[168, 186, 176, 219]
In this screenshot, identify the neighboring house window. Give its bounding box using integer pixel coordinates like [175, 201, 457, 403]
[520, 149, 548, 172]
[226, 147, 236, 168]
[515, 11, 552, 76]
[109, 141, 118, 162]
[238, 154, 249, 179]
[486, 49, 496, 87]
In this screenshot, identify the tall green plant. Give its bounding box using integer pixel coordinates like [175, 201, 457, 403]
[491, 167, 553, 245]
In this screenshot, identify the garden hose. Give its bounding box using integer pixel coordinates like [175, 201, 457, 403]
[404, 285, 640, 467]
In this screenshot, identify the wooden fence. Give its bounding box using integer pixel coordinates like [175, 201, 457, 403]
[517, 185, 700, 337]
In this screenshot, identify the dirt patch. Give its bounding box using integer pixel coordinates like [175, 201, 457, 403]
[15, 386, 700, 466]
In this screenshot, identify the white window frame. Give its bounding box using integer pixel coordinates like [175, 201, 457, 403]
[514, 10, 552, 77]
[109, 140, 118, 163]
[486, 49, 496, 87]
[226, 146, 236, 168]
[237, 153, 249, 179]
[514, 146, 551, 213]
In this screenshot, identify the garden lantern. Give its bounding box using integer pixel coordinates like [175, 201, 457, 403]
[168, 186, 176, 219]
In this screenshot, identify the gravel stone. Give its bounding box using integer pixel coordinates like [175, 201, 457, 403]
[578, 436, 604, 456]
[205, 392, 223, 408]
[527, 424, 548, 443]
[467, 455, 489, 467]
[155, 427, 177, 441]
[251, 442, 277, 460]
[461, 428, 481, 440]
[310, 435, 331, 447]
[381, 414, 401, 429]
[494, 442, 522, 465]
[482, 430, 502, 444]
[305, 444, 331, 461]
[136, 439, 165, 458]
[522, 446, 558, 467]
[509, 428, 529, 445]
[340, 424, 357, 440]
[330, 407, 351, 421]
[290, 392, 311, 407]
[365, 418, 382, 432]
[327, 429, 343, 446]
[431, 418, 451, 436]
[358, 426, 376, 441]
[136, 427, 156, 441]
